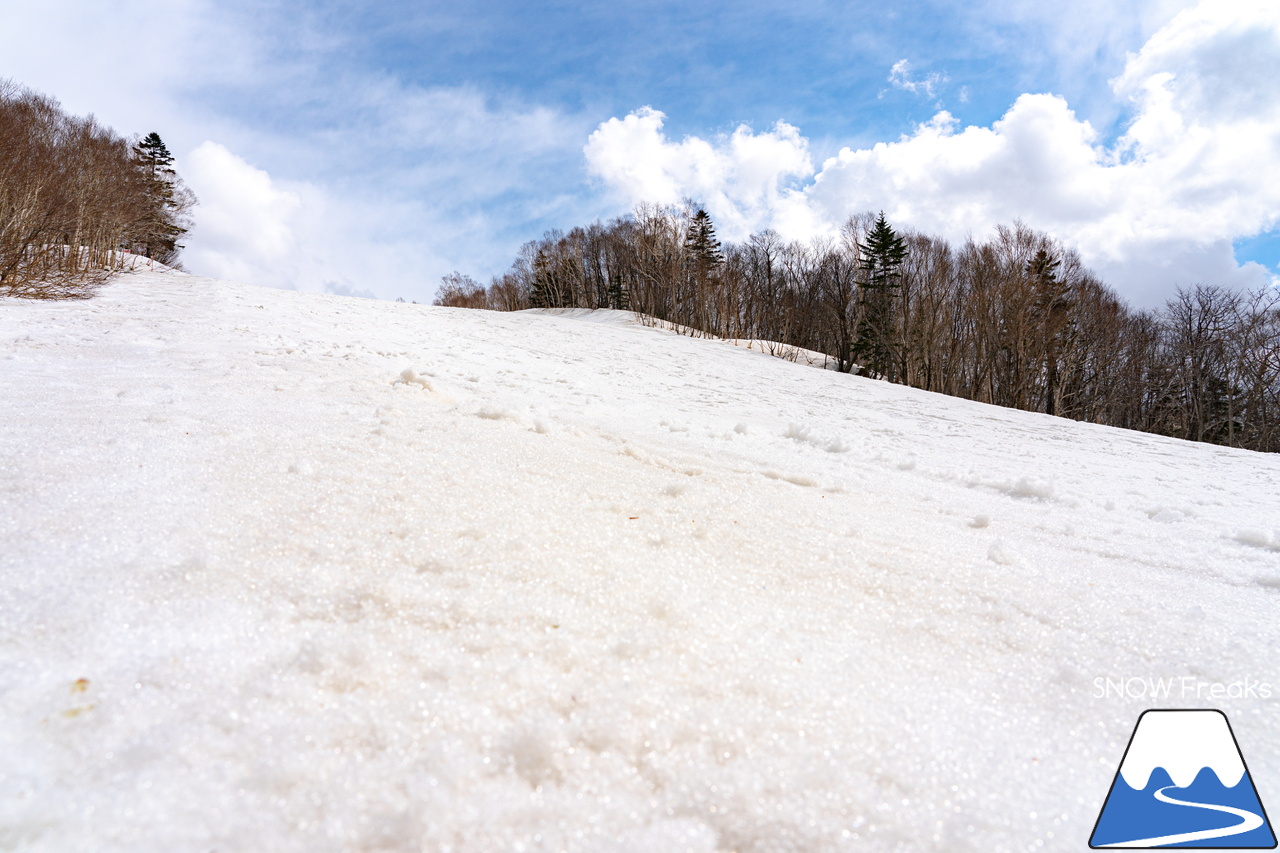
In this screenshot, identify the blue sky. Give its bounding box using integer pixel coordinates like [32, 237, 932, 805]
[2, 0, 1278, 306]
[184, 0, 1144, 160]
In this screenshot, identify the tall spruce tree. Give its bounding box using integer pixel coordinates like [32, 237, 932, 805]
[136, 132, 174, 179]
[531, 249, 562, 309]
[853, 212, 908, 379]
[684, 209, 723, 270]
[130, 132, 193, 264]
[682, 208, 723, 327]
[1027, 248, 1071, 416]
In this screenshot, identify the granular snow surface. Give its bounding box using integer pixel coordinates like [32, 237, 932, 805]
[2, 271, 1278, 852]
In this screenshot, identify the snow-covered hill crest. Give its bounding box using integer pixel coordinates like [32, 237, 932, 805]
[2, 271, 1278, 852]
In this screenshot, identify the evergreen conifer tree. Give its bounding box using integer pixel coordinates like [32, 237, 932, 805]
[607, 271, 629, 311]
[531, 249, 557, 309]
[682, 208, 723, 327]
[1028, 248, 1071, 416]
[860, 212, 908, 292]
[852, 212, 908, 378]
[129, 132, 194, 264]
[684, 209, 723, 270]
[136, 132, 175, 180]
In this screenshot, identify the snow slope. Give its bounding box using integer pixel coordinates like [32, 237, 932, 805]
[2, 270, 1278, 852]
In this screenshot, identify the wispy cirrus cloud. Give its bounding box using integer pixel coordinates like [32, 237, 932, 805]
[175, 80, 594, 299]
[0, 0, 597, 300]
[887, 60, 950, 99]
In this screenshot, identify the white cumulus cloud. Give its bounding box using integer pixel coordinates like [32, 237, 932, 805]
[584, 0, 1280, 306]
[182, 142, 302, 287]
[181, 141, 453, 300]
[584, 107, 816, 241]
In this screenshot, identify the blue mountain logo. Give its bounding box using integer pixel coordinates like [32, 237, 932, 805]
[1091, 709, 1276, 848]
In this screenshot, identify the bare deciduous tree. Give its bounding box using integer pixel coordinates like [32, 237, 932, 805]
[439, 204, 1280, 453]
[1, 80, 195, 298]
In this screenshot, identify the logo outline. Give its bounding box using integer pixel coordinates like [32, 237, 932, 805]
[1089, 708, 1277, 849]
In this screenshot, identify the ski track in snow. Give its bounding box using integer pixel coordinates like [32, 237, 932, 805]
[1, 271, 1279, 852]
[1101, 785, 1265, 848]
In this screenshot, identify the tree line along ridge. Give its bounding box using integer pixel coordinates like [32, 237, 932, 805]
[436, 203, 1280, 454]
[3, 78, 1275, 454]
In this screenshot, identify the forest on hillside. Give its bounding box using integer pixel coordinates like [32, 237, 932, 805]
[4, 75, 1276, 454]
[437, 204, 1280, 453]
[0, 80, 193, 298]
